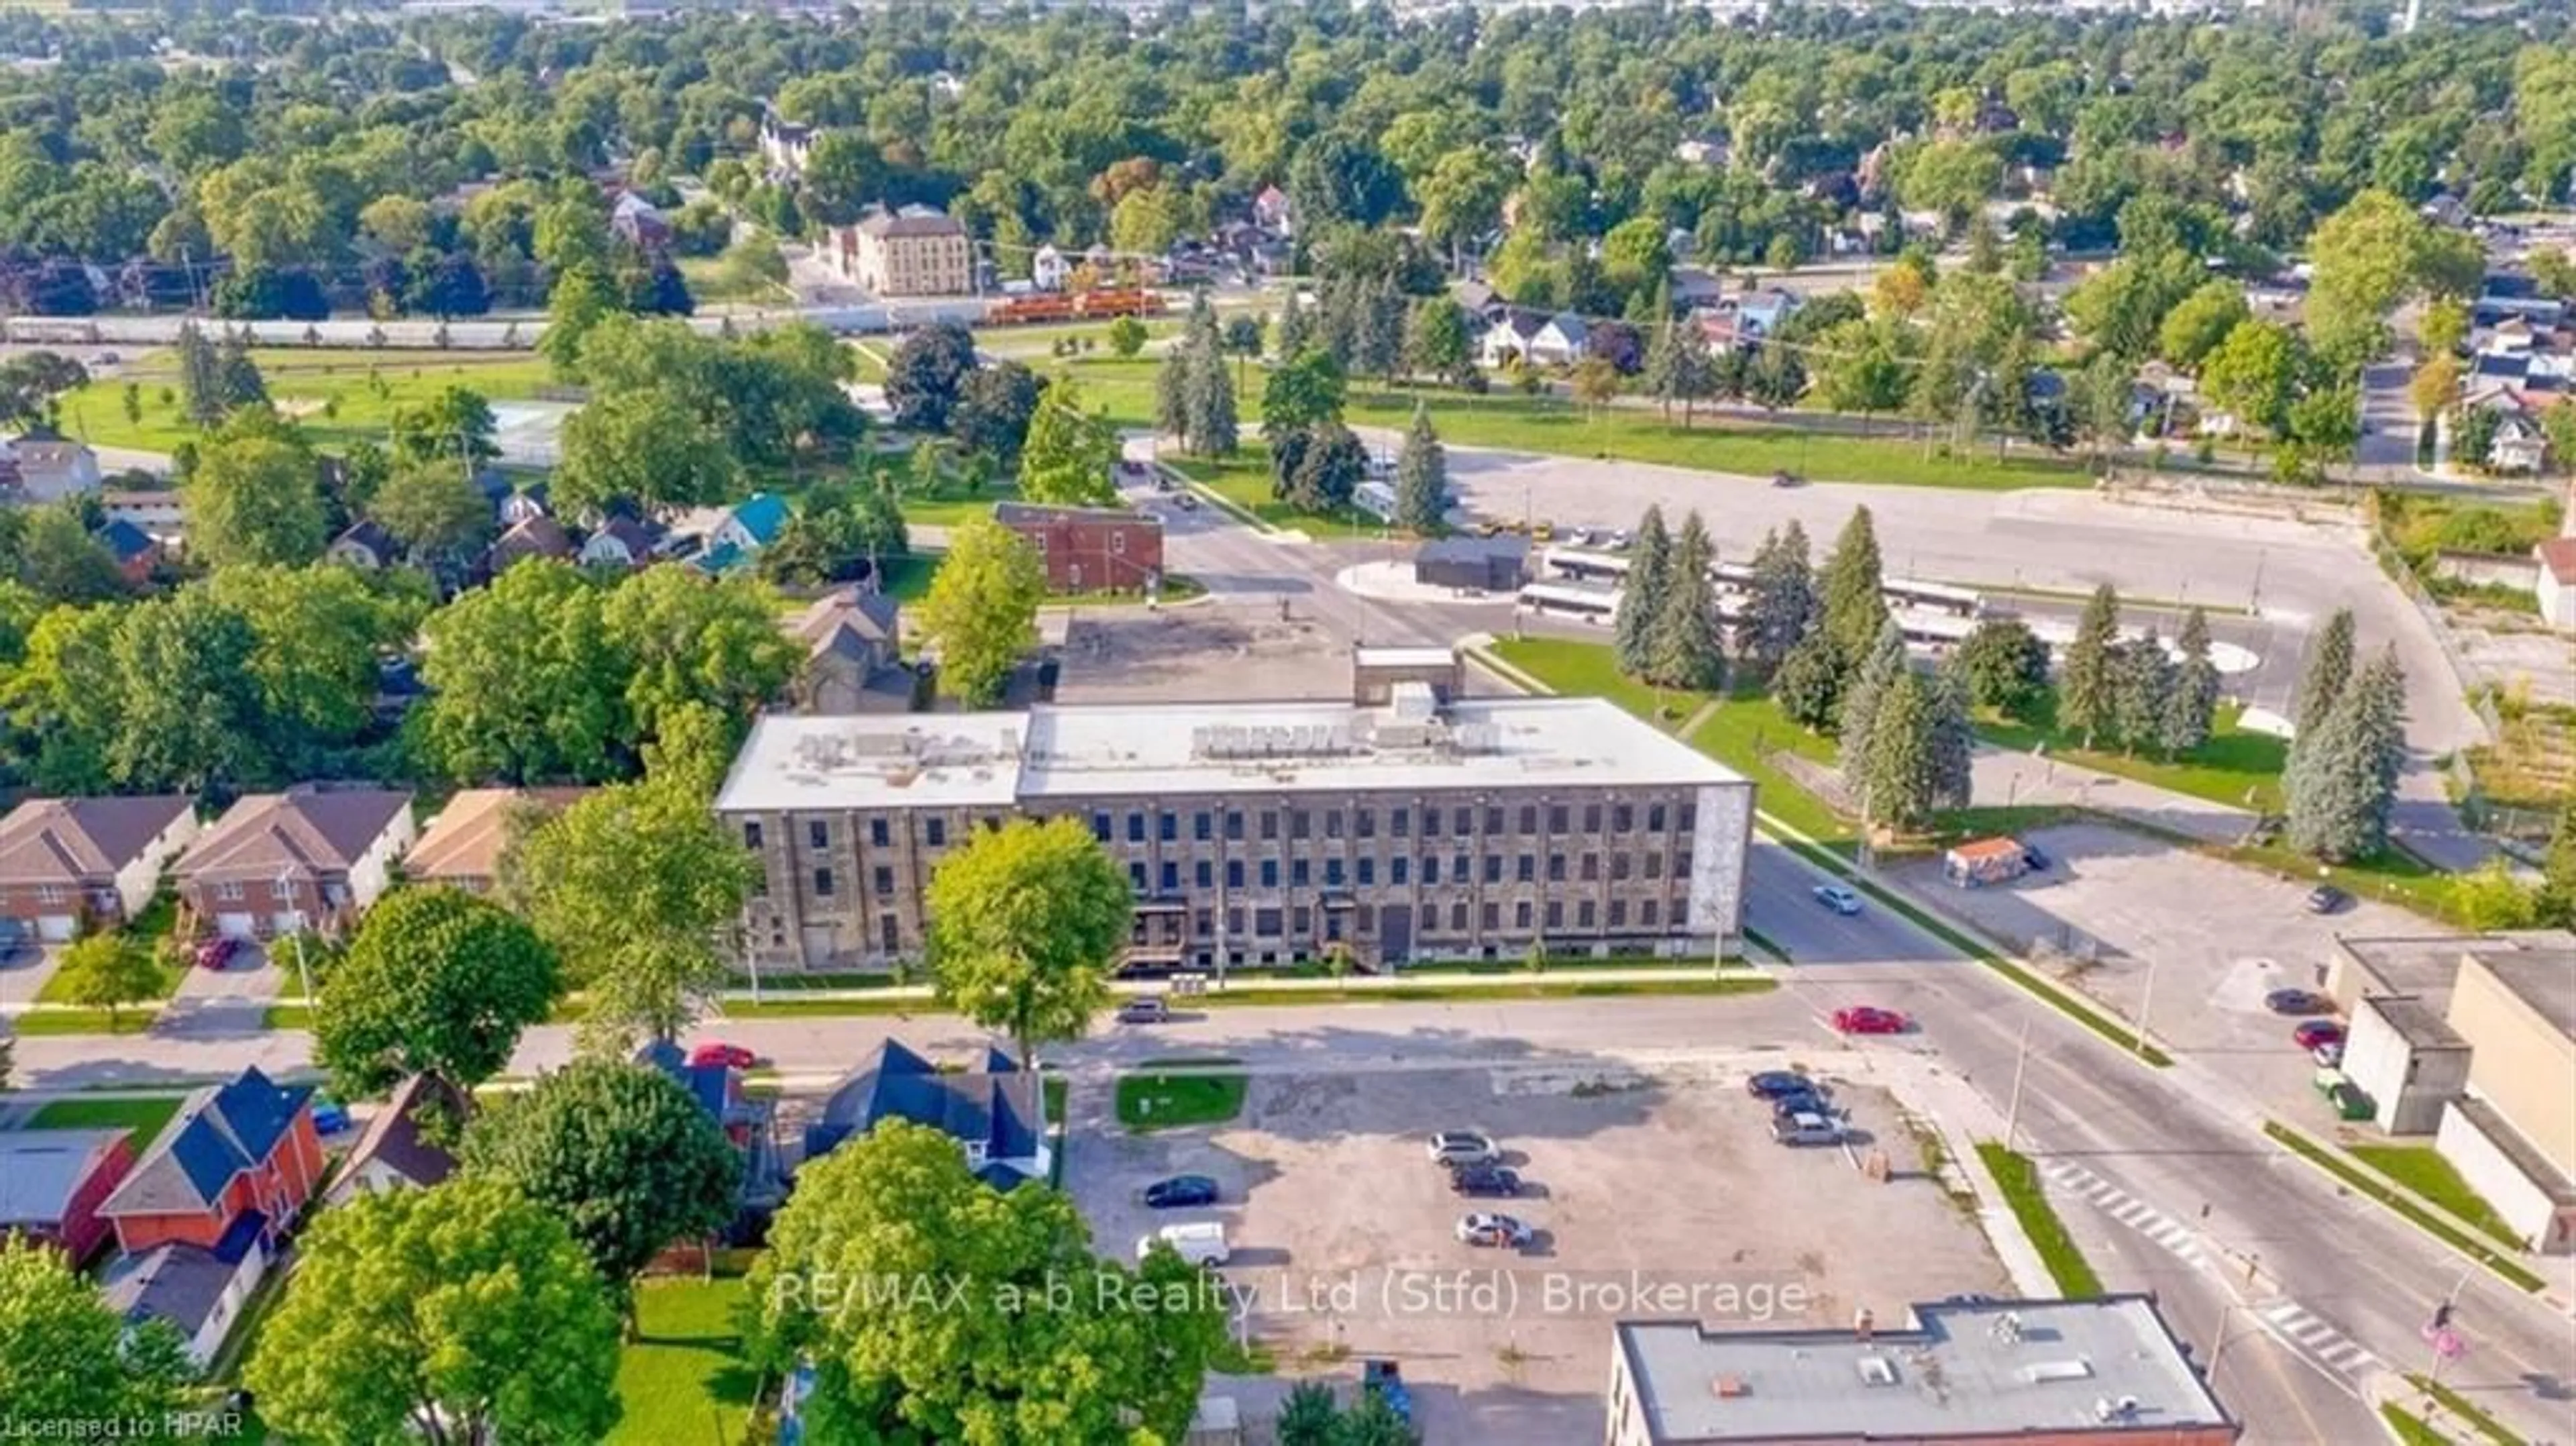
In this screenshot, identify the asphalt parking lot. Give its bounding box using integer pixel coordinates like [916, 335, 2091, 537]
[1885, 821, 2432, 1120]
[1067, 1062, 2007, 1444]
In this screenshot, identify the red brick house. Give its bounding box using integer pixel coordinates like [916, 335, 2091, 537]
[173, 785, 417, 941]
[0, 1129, 138, 1263]
[0, 794, 201, 942]
[994, 501, 1165, 595]
[97, 1068, 323, 1256]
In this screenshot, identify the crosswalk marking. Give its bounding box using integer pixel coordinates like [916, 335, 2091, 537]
[2254, 1300, 2383, 1379]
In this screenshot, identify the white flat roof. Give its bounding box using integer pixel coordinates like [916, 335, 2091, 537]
[717, 697, 1742, 813]
[1353, 645, 1458, 668]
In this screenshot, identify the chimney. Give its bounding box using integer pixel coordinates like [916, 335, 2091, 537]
[1854, 1306, 1874, 1341]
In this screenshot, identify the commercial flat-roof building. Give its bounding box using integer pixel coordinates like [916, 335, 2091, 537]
[716, 655, 1754, 972]
[1607, 1296, 2237, 1445]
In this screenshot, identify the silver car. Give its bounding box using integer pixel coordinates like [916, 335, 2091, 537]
[1426, 1131, 1500, 1167]
[1771, 1111, 1845, 1147]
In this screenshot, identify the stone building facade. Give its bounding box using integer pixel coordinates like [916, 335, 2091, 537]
[716, 668, 1754, 974]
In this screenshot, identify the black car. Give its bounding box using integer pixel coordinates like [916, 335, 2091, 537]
[2019, 841, 2051, 871]
[1449, 1164, 1523, 1198]
[1769, 1091, 1829, 1119]
[1142, 1174, 1219, 1209]
[1744, 1071, 1821, 1101]
[2304, 884, 2351, 915]
[2265, 988, 2330, 1016]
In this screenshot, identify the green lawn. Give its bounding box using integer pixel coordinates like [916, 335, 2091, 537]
[1115, 1062, 1248, 1131]
[2381, 1405, 2450, 1446]
[676, 254, 793, 307]
[2349, 1144, 2524, 1249]
[36, 951, 182, 1005]
[1974, 1143, 2104, 1298]
[610, 1275, 762, 1446]
[2404, 1374, 2530, 1446]
[1163, 446, 1387, 539]
[59, 348, 557, 454]
[25, 1094, 186, 1145]
[11, 1007, 160, 1035]
[2264, 1123, 2544, 1292]
[1051, 357, 2086, 492]
[1974, 696, 2288, 813]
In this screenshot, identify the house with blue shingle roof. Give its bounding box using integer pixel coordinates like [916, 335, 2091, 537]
[97, 1066, 323, 1257]
[802, 1039, 1051, 1188]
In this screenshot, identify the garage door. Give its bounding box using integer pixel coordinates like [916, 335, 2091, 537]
[270, 911, 307, 937]
[215, 913, 257, 940]
[36, 915, 78, 942]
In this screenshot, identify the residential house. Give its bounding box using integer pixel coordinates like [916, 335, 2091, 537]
[325, 519, 399, 570]
[1668, 266, 1725, 309]
[2491, 412, 2548, 473]
[325, 1074, 468, 1205]
[2537, 535, 2576, 631]
[93, 519, 160, 586]
[174, 785, 417, 940]
[495, 482, 551, 527]
[2477, 272, 2569, 327]
[693, 492, 791, 575]
[1251, 184, 1293, 236]
[402, 787, 585, 894]
[994, 501, 1165, 594]
[103, 1231, 268, 1369]
[786, 588, 912, 715]
[1479, 308, 1548, 370]
[1527, 312, 1593, 367]
[0, 794, 201, 941]
[100, 488, 184, 539]
[826, 208, 973, 297]
[98, 1067, 323, 1257]
[485, 513, 574, 573]
[0, 1129, 136, 1261]
[638, 1041, 784, 1216]
[610, 191, 671, 252]
[1672, 132, 1731, 168]
[1732, 287, 1802, 340]
[576, 513, 660, 570]
[1, 436, 101, 503]
[804, 1039, 1051, 1188]
[1031, 244, 1071, 292]
[758, 111, 814, 177]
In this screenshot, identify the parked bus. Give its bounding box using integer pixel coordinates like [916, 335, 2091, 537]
[1517, 580, 1621, 622]
[1540, 548, 1630, 583]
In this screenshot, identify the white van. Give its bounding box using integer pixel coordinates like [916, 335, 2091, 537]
[1138, 1221, 1230, 1267]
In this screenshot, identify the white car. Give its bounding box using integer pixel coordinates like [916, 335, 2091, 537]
[1426, 1131, 1500, 1167]
[1137, 1221, 1230, 1267]
[1454, 1212, 1533, 1247]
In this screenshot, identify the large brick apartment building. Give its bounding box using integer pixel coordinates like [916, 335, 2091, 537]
[825, 208, 973, 297]
[994, 501, 1165, 594]
[716, 652, 1754, 973]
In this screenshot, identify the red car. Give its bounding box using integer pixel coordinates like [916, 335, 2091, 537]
[1832, 1006, 1909, 1035]
[194, 937, 244, 971]
[688, 1042, 758, 1070]
[2292, 1021, 2345, 1051]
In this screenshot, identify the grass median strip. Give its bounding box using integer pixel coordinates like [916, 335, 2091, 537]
[9, 1007, 158, 1035]
[2404, 1374, 2528, 1446]
[2350, 1144, 2523, 1250]
[1975, 1142, 2104, 1299]
[2381, 1404, 2450, 1446]
[1117, 1058, 1248, 1131]
[2263, 1123, 2545, 1293]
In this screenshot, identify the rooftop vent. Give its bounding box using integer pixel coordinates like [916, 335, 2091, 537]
[2093, 1395, 2142, 1423]
[1710, 1376, 1749, 1399]
[2027, 1359, 2096, 1384]
[1856, 1355, 1899, 1387]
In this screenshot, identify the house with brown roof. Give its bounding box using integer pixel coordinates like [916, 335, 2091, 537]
[0, 796, 200, 942]
[484, 514, 574, 574]
[174, 785, 417, 941]
[326, 1074, 469, 1205]
[786, 588, 911, 715]
[403, 787, 586, 895]
[576, 513, 661, 570]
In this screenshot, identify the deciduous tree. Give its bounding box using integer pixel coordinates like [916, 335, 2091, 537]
[315, 886, 562, 1098]
[1955, 615, 2052, 719]
[1261, 347, 1346, 439]
[461, 1060, 740, 1292]
[1018, 378, 1121, 507]
[186, 423, 327, 568]
[0, 1235, 193, 1422]
[556, 386, 741, 517]
[418, 560, 628, 784]
[600, 566, 800, 750]
[54, 932, 162, 1030]
[925, 817, 1131, 1066]
[885, 321, 979, 433]
[917, 516, 1044, 707]
[246, 1178, 622, 1446]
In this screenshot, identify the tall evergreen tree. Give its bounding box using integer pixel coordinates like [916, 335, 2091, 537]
[2165, 607, 2222, 756]
[1647, 511, 1726, 690]
[1277, 282, 1313, 359]
[1640, 280, 1682, 418]
[2058, 583, 2123, 748]
[2288, 645, 2406, 862]
[1863, 666, 1938, 829]
[1838, 618, 1907, 786]
[1155, 346, 1191, 440]
[1613, 505, 1672, 677]
[1360, 275, 1406, 382]
[2110, 629, 2176, 755]
[1928, 658, 1976, 812]
[1739, 520, 1819, 675]
[1820, 506, 1888, 672]
[2292, 607, 2356, 742]
[1393, 405, 1447, 533]
[1775, 629, 1843, 730]
[216, 332, 267, 411]
[176, 321, 226, 426]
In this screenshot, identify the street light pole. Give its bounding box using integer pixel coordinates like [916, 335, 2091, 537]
[2135, 956, 2159, 1060]
[2004, 1014, 2033, 1153]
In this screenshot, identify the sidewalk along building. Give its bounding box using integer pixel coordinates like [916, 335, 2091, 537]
[1605, 1296, 2238, 1445]
[994, 501, 1164, 595]
[716, 649, 1754, 973]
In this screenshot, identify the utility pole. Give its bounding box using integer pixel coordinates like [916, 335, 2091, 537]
[2135, 956, 2159, 1060]
[2004, 1013, 2032, 1153]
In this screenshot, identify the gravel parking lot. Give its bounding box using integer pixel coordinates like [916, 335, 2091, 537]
[1067, 1061, 2008, 1445]
[1888, 821, 2435, 1118]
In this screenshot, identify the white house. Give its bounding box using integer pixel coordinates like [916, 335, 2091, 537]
[2538, 536, 2576, 631]
[1478, 309, 1547, 370]
[1526, 312, 1592, 366]
[1031, 244, 1070, 292]
[2489, 413, 2548, 474]
[2, 437, 101, 503]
